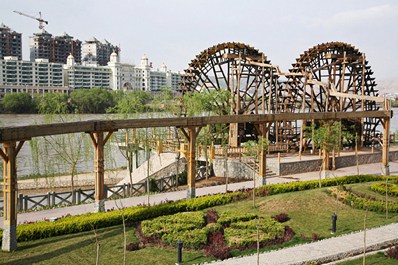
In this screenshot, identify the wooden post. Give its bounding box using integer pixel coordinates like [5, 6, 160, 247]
[382, 117, 390, 176]
[229, 123, 239, 147]
[89, 131, 113, 212]
[180, 127, 201, 199]
[1, 141, 24, 252]
[258, 124, 267, 186]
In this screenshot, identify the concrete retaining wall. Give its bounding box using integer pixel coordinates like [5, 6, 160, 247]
[211, 150, 398, 179]
[213, 158, 253, 180]
[279, 150, 398, 176]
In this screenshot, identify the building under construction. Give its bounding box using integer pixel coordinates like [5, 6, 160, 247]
[29, 30, 81, 64]
[0, 23, 22, 60]
[82, 37, 119, 66]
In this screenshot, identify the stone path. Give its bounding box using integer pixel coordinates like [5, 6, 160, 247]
[212, 223, 398, 265]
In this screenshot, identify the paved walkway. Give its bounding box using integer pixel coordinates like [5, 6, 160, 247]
[213, 223, 398, 265]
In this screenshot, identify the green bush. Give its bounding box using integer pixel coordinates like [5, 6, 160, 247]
[370, 183, 398, 197]
[256, 175, 395, 197]
[230, 218, 284, 237]
[224, 218, 284, 248]
[162, 228, 208, 249]
[217, 211, 257, 226]
[344, 192, 398, 213]
[141, 211, 204, 238]
[205, 223, 222, 234]
[141, 211, 208, 249]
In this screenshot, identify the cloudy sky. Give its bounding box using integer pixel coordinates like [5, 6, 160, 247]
[1, 0, 397, 80]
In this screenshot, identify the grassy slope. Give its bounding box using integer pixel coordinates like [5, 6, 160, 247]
[1, 181, 398, 265]
[338, 252, 398, 265]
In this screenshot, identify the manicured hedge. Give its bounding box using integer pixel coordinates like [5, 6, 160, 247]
[1, 174, 395, 244]
[344, 192, 398, 213]
[255, 175, 396, 197]
[141, 211, 205, 238]
[224, 218, 284, 248]
[162, 228, 208, 249]
[217, 211, 257, 226]
[370, 183, 398, 197]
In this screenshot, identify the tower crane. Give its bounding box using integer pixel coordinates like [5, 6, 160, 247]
[13, 10, 48, 30]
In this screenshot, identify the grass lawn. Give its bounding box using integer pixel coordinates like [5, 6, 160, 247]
[214, 182, 398, 238]
[338, 252, 398, 265]
[0, 181, 397, 264]
[0, 226, 212, 265]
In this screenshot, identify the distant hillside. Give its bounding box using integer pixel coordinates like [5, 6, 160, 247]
[377, 79, 398, 95]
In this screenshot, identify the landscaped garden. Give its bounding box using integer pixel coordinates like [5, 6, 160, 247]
[1, 174, 398, 264]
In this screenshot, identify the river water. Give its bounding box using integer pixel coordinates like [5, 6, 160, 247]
[0, 110, 397, 179]
[0, 113, 174, 179]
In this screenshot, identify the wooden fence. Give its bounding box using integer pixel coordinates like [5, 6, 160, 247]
[0, 174, 189, 213]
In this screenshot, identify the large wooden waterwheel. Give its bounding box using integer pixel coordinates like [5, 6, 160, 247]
[180, 42, 279, 146]
[282, 42, 381, 146]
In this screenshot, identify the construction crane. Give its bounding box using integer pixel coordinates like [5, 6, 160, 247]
[13, 10, 48, 30]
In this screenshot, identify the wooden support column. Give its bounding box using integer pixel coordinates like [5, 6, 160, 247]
[180, 126, 201, 199]
[89, 131, 113, 212]
[228, 123, 239, 147]
[257, 123, 268, 186]
[1, 140, 24, 252]
[382, 117, 390, 176]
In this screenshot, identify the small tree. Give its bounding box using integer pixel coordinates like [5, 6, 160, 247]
[306, 121, 353, 186]
[41, 115, 92, 202]
[242, 136, 268, 207]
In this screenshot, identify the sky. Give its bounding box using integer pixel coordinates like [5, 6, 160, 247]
[1, 0, 397, 80]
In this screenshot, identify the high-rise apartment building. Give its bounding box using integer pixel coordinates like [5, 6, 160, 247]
[82, 37, 119, 66]
[29, 30, 81, 64]
[64, 54, 111, 89]
[0, 23, 22, 60]
[0, 56, 68, 99]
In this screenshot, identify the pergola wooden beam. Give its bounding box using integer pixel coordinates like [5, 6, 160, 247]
[0, 111, 391, 142]
[1, 141, 24, 252]
[180, 126, 202, 198]
[88, 131, 114, 212]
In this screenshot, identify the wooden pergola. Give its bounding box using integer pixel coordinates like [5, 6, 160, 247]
[0, 110, 392, 251]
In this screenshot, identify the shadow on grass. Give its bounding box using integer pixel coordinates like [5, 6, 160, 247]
[1, 227, 122, 265]
[16, 228, 104, 250]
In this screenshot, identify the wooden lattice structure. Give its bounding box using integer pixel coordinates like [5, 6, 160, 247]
[180, 42, 384, 147]
[180, 42, 279, 146]
[280, 42, 382, 146]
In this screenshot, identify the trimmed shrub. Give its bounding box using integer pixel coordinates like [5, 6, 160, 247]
[386, 245, 398, 260]
[205, 232, 231, 260]
[205, 223, 222, 234]
[205, 209, 219, 224]
[162, 228, 207, 249]
[126, 242, 140, 251]
[370, 183, 398, 197]
[141, 211, 204, 238]
[342, 192, 398, 213]
[271, 213, 290, 223]
[224, 218, 284, 248]
[217, 211, 257, 226]
[256, 175, 394, 197]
